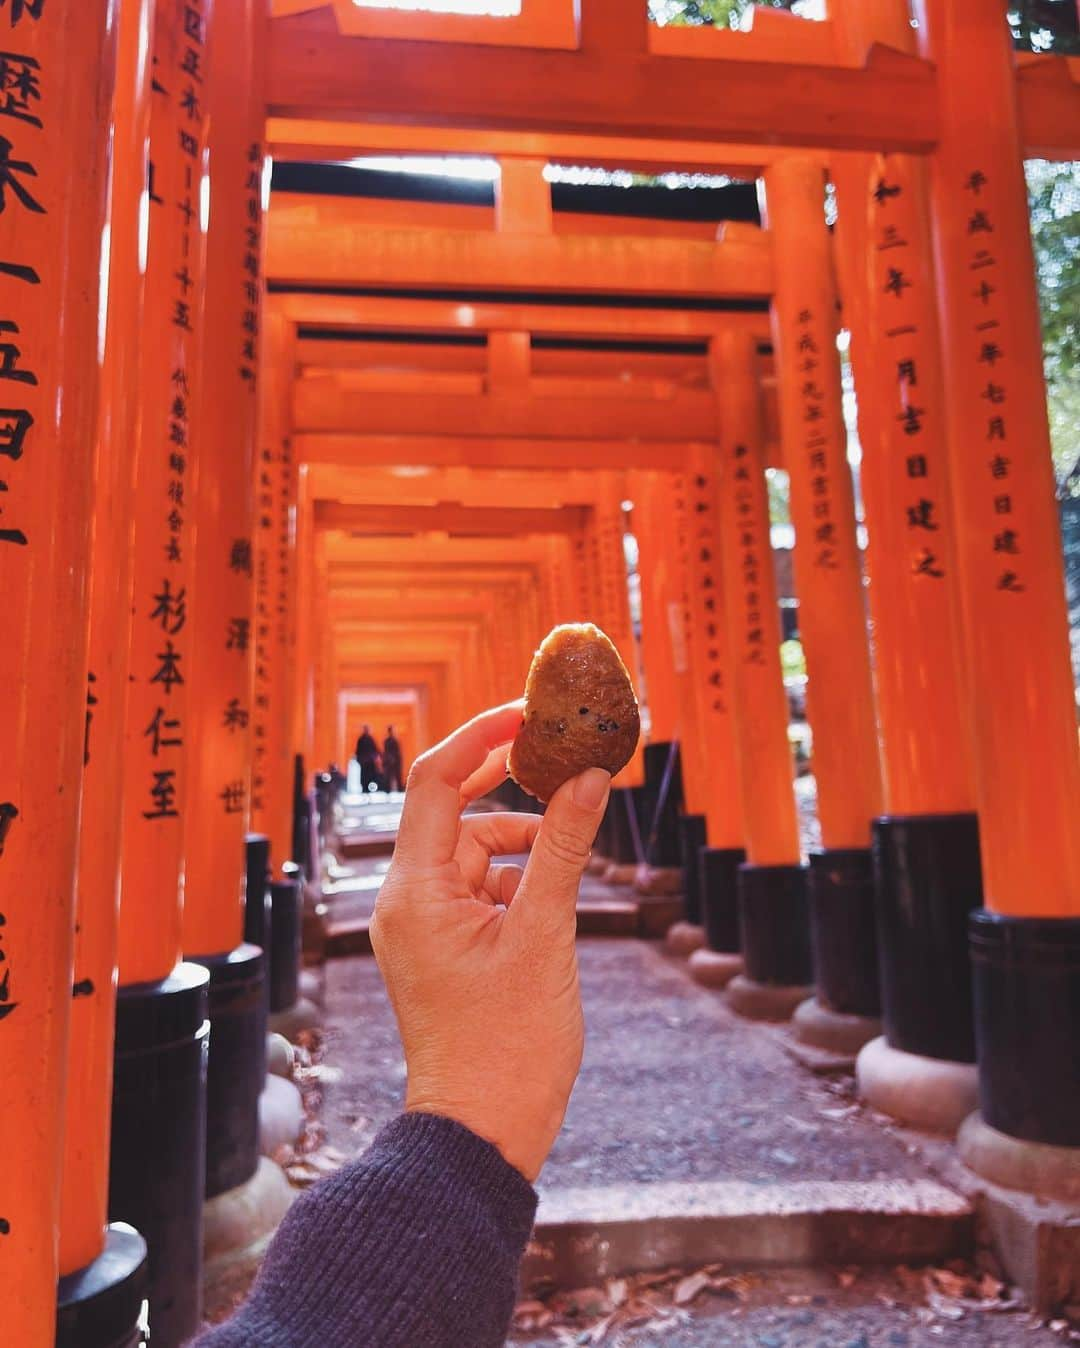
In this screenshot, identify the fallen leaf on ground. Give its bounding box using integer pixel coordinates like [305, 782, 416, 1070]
[605, 1279, 628, 1307]
[673, 1272, 710, 1305]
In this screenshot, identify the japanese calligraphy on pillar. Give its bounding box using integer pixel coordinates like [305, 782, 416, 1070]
[687, 468, 727, 716]
[0, 3, 45, 1029]
[239, 140, 262, 384]
[130, 0, 208, 837]
[790, 309, 842, 572]
[869, 169, 949, 582]
[251, 443, 274, 814]
[667, 471, 691, 677]
[0, 36, 43, 551]
[730, 445, 769, 666]
[953, 167, 1023, 595]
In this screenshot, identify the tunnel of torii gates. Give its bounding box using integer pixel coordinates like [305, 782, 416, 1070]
[2, 0, 1080, 1343]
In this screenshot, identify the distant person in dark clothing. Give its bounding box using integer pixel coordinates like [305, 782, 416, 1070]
[355, 724, 378, 792]
[383, 725, 404, 792]
[193, 702, 611, 1348]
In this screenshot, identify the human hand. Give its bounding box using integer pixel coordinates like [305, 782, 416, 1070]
[370, 703, 611, 1182]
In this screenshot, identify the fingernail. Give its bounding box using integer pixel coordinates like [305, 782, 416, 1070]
[572, 767, 610, 811]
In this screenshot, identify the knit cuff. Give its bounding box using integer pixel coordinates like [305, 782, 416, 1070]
[370, 1110, 539, 1246]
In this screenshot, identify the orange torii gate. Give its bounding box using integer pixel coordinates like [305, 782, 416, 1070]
[265, 0, 1078, 1191]
[4, 1, 1080, 1341]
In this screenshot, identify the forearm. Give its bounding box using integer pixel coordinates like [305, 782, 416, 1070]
[192, 1113, 537, 1348]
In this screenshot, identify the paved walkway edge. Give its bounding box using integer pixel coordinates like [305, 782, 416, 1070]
[522, 1178, 973, 1289]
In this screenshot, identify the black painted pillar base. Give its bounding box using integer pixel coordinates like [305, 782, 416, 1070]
[807, 848, 880, 1017]
[269, 875, 302, 1014]
[608, 787, 639, 867]
[187, 943, 266, 1199]
[678, 814, 707, 925]
[109, 963, 209, 1348]
[56, 1222, 148, 1348]
[594, 791, 617, 859]
[243, 833, 271, 951]
[970, 912, 1080, 1150]
[700, 846, 747, 954]
[872, 812, 981, 1064]
[738, 862, 813, 986]
[642, 741, 684, 870]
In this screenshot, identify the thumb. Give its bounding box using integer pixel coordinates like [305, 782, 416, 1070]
[512, 768, 611, 933]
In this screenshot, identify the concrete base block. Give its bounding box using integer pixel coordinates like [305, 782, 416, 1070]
[688, 947, 744, 989]
[633, 864, 683, 897]
[268, 996, 321, 1042]
[266, 1033, 294, 1080]
[259, 1074, 305, 1157]
[726, 974, 814, 1023]
[203, 1156, 295, 1269]
[792, 997, 881, 1056]
[958, 1111, 1080, 1204]
[856, 1035, 978, 1136]
[602, 862, 638, 887]
[520, 1177, 972, 1291]
[664, 921, 706, 958]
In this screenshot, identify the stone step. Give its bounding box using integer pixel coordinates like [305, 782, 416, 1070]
[522, 1177, 973, 1291]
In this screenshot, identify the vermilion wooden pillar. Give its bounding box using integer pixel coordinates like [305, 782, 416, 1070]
[830, 0, 984, 1114]
[707, 340, 809, 1010]
[761, 156, 884, 1024]
[627, 470, 681, 746]
[676, 452, 745, 927]
[183, 0, 275, 1214]
[916, 0, 1080, 1174]
[109, 3, 216, 1343]
[0, 5, 121, 1343]
[57, 2, 152, 1343]
[251, 309, 295, 867]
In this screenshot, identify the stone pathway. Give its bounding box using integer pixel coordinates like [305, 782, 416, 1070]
[318, 938, 932, 1188]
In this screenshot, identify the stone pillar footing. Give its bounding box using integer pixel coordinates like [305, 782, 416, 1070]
[958, 1112, 1080, 1204]
[856, 1035, 978, 1136]
[726, 974, 814, 1022]
[268, 995, 321, 1043]
[259, 1074, 306, 1157]
[688, 948, 744, 989]
[664, 921, 706, 958]
[56, 1223, 148, 1348]
[203, 1156, 296, 1271]
[792, 996, 881, 1055]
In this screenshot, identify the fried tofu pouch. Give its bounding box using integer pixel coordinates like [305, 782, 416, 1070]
[508, 623, 641, 804]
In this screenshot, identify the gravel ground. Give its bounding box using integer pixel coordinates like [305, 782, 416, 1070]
[319, 938, 933, 1187]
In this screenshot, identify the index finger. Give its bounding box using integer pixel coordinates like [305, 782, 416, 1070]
[394, 701, 524, 868]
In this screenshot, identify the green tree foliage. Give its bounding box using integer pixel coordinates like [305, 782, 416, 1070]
[1026, 160, 1080, 483]
[1009, 2, 1080, 54]
[648, 0, 796, 28]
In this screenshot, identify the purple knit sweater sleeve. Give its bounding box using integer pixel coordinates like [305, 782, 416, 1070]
[191, 1113, 538, 1348]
